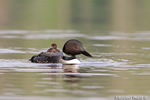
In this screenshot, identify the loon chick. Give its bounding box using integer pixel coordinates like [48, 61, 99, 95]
[47, 43, 60, 52]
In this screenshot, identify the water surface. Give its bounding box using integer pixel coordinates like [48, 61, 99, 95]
[0, 30, 150, 100]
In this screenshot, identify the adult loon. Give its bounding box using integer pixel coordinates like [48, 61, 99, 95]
[30, 39, 92, 64]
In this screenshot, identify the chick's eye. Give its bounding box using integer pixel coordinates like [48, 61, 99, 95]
[75, 46, 77, 49]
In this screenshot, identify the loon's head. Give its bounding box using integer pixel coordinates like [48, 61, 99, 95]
[63, 39, 92, 57]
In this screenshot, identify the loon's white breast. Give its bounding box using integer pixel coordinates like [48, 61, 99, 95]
[60, 56, 81, 64]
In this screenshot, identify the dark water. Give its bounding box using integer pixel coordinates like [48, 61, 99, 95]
[1, 0, 150, 100]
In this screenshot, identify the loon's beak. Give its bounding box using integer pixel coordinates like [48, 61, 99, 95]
[81, 50, 92, 57]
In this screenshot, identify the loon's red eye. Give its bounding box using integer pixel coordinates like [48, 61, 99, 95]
[75, 46, 77, 49]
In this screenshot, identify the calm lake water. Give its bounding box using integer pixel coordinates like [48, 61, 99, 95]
[1, 0, 150, 100]
[1, 30, 150, 100]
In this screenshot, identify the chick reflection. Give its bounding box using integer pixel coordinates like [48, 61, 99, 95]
[63, 64, 80, 82]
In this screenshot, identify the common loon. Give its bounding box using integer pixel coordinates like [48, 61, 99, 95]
[30, 39, 92, 64]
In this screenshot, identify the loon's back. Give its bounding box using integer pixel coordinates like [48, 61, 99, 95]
[30, 52, 63, 63]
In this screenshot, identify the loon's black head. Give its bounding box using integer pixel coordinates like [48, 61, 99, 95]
[63, 39, 92, 57]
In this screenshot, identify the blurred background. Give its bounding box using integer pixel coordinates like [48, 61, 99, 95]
[0, 0, 150, 32]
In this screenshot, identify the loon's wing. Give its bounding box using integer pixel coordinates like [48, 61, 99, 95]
[30, 52, 63, 63]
